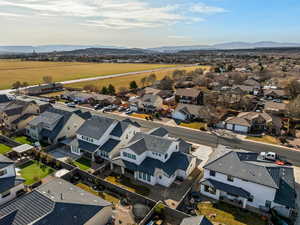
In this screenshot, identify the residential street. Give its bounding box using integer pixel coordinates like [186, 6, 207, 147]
[56, 103, 300, 167]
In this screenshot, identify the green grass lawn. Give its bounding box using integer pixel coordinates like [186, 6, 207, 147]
[197, 202, 267, 225]
[19, 160, 55, 185]
[73, 157, 91, 171]
[180, 122, 207, 130]
[13, 136, 33, 145]
[76, 183, 120, 204]
[105, 173, 150, 196]
[0, 143, 11, 154]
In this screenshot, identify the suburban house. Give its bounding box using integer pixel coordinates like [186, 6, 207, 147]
[62, 91, 120, 106]
[20, 82, 63, 96]
[264, 101, 288, 115]
[138, 94, 163, 113]
[0, 178, 112, 225]
[264, 89, 289, 100]
[199, 147, 297, 218]
[0, 155, 25, 205]
[0, 100, 41, 131]
[231, 85, 257, 95]
[180, 216, 213, 225]
[0, 95, 10, 104]
[26, 107, 86, 144]
[222, 112, 279, 134]
[111, 128, 196, 187]
[172, 103, 216, 123]
[175, 88, 203, 105]
[243, 78, 261, 88]
[65, 116, 140, 161]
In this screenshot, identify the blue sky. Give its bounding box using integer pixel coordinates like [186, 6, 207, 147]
[0, 0, 300, 47]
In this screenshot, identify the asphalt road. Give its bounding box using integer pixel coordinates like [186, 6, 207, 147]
[57, 103, 300, 167]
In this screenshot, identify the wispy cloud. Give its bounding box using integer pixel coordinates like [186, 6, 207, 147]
[190, 3, 227, 14]
[0, 0, 226, 29]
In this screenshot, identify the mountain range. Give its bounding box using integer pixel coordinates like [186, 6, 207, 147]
[1, 42, 300, 54]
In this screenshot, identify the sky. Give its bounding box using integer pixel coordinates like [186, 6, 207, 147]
[0, 0, 300, 47]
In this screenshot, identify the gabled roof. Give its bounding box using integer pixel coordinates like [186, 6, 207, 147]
[0, 178, 111, 225]
[0, 100, 33, 116]
[148, 127, 168, 137]
[180, 216, 213, 225]
[0, 155, 14, 169]
[175, 88, 202, 98]
[125, 132, 173, 155]
[0, 95, 10, 103]
[0, 176, 24, 193]
[77, 115, 115, 140]
[175, 104, 214, 120]
[225, 117, 251, 127]
[99, 139, 120, 153]
[78, 140, 99, 153]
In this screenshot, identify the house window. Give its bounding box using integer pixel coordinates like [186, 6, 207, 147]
[123, 152, 136, 160]
[139, 172, 142, 179]
[227, 175, 234, 182]
[164, 154, 168, 159]
[147, 174, 151, 182]
[0, 169, 7, 177]
[204, 185, 216, 195]
[209, 170, 216, 177]
[248, 196, 254, 202]
[265, 200, 271, 208]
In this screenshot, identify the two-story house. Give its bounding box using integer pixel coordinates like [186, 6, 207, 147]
[26, 107, 86, 144]
[66, 116, 140, 161]
[0, 100, 41, 131]
[175, 88, 203, 105]
[199, 147, 296, 218]
[111, 128, 196, 187]
[0, 178, 112, 225]
[0, 155, 25, 205]
[138, 94, 163, 113]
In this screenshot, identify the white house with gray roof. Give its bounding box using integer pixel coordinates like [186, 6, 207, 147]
[0, 178, 112, 225]
[111, 128, 196, 187]
[199, 147, 297, 218]
[65, 116, 140, 161]
[0, 155, 24, 206]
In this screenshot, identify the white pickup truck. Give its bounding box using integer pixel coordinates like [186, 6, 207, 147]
[259, 152, 289, 165]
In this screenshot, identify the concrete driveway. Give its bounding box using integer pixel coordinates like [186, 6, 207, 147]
[49, 147, 79, 162]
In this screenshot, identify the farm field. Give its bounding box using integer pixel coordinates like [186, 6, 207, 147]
[65, 65, 210, 91]
[0, 60, 179, 90]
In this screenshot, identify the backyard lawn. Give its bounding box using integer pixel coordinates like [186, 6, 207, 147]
[19, 160, 55, 185]
[76, 183, 120, 204]
[13, 136, 33, 145]
[105, 173, 150, 196]
[0, 143, 11, 154]
[73, 157, 91, 171]
[180, 122, 207, 130]
[197, 202, 267, 225]
[246, 135, 279, 145]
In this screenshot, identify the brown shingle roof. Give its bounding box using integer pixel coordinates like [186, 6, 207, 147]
[175, 88, 201, 98]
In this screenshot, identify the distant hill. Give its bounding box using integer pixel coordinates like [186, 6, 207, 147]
[0, 45, 124, 54]
[57, 48, 155, 56]
[149, 41, 300, 53]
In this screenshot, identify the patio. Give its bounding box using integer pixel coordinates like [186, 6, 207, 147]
[48, 147, 80, 162]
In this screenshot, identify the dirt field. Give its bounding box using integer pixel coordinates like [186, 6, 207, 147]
[65, 65, 210, 91]
[0, 60, 178, 89]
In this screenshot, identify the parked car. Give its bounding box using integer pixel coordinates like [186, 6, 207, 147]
[66, 102, 76, 108]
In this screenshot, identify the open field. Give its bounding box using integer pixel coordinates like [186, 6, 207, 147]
[0, 60, 179, 89]
[65, 65, 209, 91]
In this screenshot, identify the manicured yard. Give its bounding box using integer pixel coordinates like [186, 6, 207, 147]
[76, 183, 120, 204]
[180, 122, 207, 130]
[19, 160, 55, 185]
[0, 143, 11, 154]
[73, 157, 91, 171]
[105, 173, 150, 196]
[197, 202, 267, 225]
[13, 136, 33, 145]
[246, 135, 279, 145]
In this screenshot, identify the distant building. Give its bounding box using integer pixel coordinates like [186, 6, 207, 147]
[0, 155, 25, 206]
[20, 83, 63, 96]
[0, 178, 112, 225]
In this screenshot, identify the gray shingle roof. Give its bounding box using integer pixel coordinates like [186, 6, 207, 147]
[0, 176, 24, 193]
[0, 155, 14, 169]
[0, 95, 10, 103]
[125, 132, 173, 155]
[148, 127, 168, 137]
[110, 121, 130, 137]
[114, 151, 193, 176]
[204, 149, 297, 207]
[201, 178, 251, 198]
[78, 140, 99, 153]
[99, 139, 120, 153]
[180, 216, 213, 225]
[0, 178, 111, 225]
[77, 115, 115, 140]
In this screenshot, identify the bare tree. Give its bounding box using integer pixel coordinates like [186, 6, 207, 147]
[43, 75, 53, 84]
[140, 77, 147, 87]
[147, 73, 157, 85]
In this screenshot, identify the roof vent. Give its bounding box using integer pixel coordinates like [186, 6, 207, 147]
[60, 193, 63, 200]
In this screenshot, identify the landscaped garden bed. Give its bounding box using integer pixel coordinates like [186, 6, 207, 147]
[18, 160, 55, 185]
